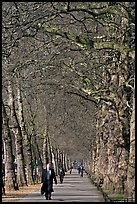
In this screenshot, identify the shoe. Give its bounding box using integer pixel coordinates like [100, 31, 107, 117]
[45, 193, 48, 200]
[41, 190, 44, 195]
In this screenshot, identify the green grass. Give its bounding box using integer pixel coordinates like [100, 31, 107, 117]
[109, 193, 125, 200]
[102, 188, 126, 201]
[103, 189, 111, 194]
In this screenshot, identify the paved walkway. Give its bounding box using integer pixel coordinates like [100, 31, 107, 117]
[4, 169, 104, 202]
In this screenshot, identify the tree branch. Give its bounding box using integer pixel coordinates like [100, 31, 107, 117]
[64, 90, 98, 106]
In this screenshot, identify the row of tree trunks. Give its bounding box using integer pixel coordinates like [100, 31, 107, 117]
[87, 9, 135, 194]
[3, 75, 71, 191]
[7, 78, 27, 187]
[17, 76, 34, 184]
[28, 103, 43, 183]
[3, 75, 45, 190]
[89, 51, 134, 195]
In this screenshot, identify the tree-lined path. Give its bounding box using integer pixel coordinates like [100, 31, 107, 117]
[2, 2, 135, 200]
[5, 169, 104, 202]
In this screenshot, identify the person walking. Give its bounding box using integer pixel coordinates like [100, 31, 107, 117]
[58, 166, 65, 183]
[80, 164, 84, 177]
[41, 160, 57, 200]
[69, 165, 73, 174]
[77, 165, 81, 174]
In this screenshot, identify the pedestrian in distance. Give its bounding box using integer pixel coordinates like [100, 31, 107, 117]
[80, 164, 84, 177]
[58, 166, 65, 183]
[69, 165, 73, 174]
[77, 165, 81, 174]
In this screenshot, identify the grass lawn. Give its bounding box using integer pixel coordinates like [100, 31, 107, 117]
[109, 193, 126, 200]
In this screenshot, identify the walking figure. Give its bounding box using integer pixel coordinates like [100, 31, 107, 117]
[80, 165, 84, 177]
[77, 165, 81, 174]
[69, 166, 73, 174]
[59, 166, 65, 183]
[41, 160, 57, 200]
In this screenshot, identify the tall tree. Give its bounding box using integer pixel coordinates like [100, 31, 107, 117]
[2, 101, 18, 190]
[7, 78, 27, 186]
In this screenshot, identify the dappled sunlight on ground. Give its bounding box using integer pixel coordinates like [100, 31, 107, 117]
[2, 183, 41, 202]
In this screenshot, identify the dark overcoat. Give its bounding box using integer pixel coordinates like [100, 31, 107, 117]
[41, 168, 57, 194]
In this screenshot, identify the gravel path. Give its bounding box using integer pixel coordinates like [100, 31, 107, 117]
[3, 169, 104, 202]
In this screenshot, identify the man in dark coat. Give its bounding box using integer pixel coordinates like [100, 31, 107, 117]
[41, 162, 57, 200]
[58, 166, 65, 183]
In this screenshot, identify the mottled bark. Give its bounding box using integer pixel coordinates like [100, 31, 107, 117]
[126, 88, 135, 197]
[17, 80, 34, 184]
[94, 100, 129, 193]
[28, 105, 43, 182]
[42, 127, 48, 168]
[94, 51, 131, 193]
[63, 153, 68, 171]
[8, 79, 27, 186]
[50, 143, 57, 172]
[54, 148, 58, 175]
[65, 154, 69, 171]
[2, 101, 18, 191]
[62, 151, 66, 170]
[33, 136, 43, 182]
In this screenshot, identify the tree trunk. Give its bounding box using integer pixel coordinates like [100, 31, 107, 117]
[2, 101, 18, 191]
[42, 127, 48, 168]
[28, 103, 43, 182]
[54, 148, 59, 175]
[8, 79, 27, 186]
[126, 86, 135, 197]
[17, 80, 34, 184]
[34, 135, 43, 182]
[94, 51, 131, 193]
